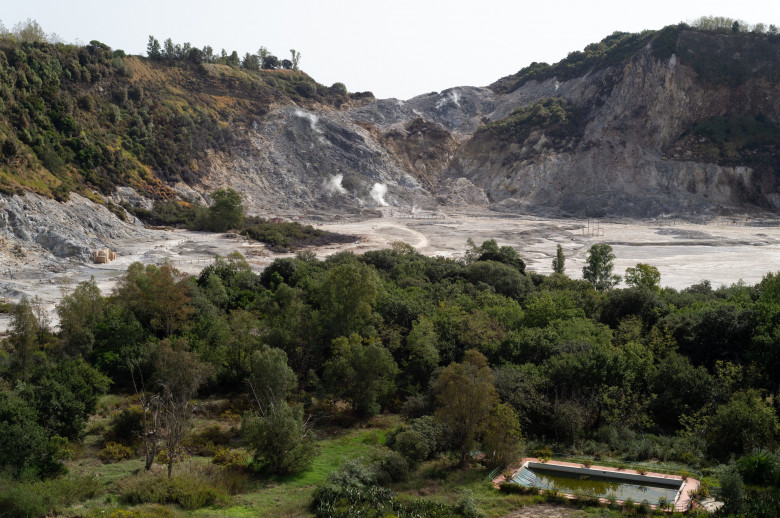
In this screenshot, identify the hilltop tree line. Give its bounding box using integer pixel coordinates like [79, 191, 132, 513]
[690, 16, 779, 35]
[0, 20, 362, 201]
[146, 35, 302, 72]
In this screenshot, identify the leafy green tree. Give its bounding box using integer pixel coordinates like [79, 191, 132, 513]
[257, 46, 270, 64]
[403, 316, 440, 389]
[651, 351, 714, 429]
[202, 45, 214, 62]
[242, 52, 259, 71]
[247, 346, 297, 416]
[203, 188, 244, 231]
[751, 272, 780, 389]
[242, 401, 314, 475]
[114, 263, 194, 337]
[387, 415, 450, 465]
[582, 243, 620, 291]
[318, 258, 382, 338]
[12, 18, 47, 42]
[290, 49, 301, 70]
[57, 277, 104, 358]
[707, 390, 779, 458]
[264, 283, 322, 375]
[226, 50, 240, 68]
[482, 402, 523, 465]
[224, 309, 263, 382]
[90, 305, 147, 384]
[323, 334, 398, 416]
[330, 82, 348, 96]
[153, 339, 211, 477]
[552, 244, 565, 275]
[20, 359, 110, 440]
[261, 54, 279, 69]
[624, 263, 661, 291]
[0, 392, 62, 479]
[465, 261, 532, 300]
[433, 349, 498, 465]
[717, 463, 746, 515]
[186, 46, 203, 64]
[162, 38, 175, 58]
[468, 239, 526, 272]
[8, 296, 41, 380]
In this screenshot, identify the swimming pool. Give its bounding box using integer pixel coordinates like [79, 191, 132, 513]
[510, 461, 686, 507]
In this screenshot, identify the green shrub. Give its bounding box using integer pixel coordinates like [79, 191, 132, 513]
[743, 489, 780, 518]
[99, 441, 135, 463]
[718, 463, 746, 515]
[108, 406, 144, 446]
[0, 485, 46, 518]
[736, 449, 779, 484]
[455, 491, 480, 518]
[183, 425, 230, 456]
[212, 447, 248, 470]
[119, 468, 230, 510]
[0, 474, 103, 517]
[371, 449, 409, 483]
[0, 392, 64, 479]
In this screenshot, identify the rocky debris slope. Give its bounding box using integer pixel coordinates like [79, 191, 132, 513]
[199, 106, 438, 213]
[0, 192, 155, 263]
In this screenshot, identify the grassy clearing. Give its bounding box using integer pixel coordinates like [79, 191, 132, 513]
[199, 427, 386, 517]
[56, 406, 685, 518]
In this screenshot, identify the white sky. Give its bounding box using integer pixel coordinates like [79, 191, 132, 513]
[2, 1, 778, 100]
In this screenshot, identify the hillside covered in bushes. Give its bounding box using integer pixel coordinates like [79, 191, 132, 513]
[0, 22, 368, 204]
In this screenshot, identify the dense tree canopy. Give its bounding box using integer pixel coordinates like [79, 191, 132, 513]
[2, 236, 780, 516]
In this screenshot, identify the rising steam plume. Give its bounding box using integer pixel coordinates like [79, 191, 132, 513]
[370, 183, 389, 206]
[324, 174, 347, 195]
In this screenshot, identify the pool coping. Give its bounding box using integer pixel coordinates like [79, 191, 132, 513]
[492, 457, 700, 512]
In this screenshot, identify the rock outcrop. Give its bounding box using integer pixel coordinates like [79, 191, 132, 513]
[188, 28, 779, 219]
[0, 193, 152, 261]
[441, 29, 780, 217]
[2, 26, 778, 234]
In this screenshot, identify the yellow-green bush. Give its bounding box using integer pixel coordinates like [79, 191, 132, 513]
[99, 441, 135, 463]
[118, 465, 235, 510]
[212, 447, 248, 471]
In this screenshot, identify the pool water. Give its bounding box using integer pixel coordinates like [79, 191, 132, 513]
[511, 465, 682, 504]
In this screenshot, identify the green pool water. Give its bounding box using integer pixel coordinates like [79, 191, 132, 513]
[511, 465, 682, 504]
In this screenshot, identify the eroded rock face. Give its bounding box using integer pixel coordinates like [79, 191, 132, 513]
[187, 30, 779, 219]
[441, 31, 780, 217]
[0, 193, 151, 260]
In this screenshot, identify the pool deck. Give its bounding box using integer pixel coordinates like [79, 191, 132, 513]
[493, 457, 700, 512]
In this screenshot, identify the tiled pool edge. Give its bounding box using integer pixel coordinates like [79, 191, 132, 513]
[492, 457, 700, 512]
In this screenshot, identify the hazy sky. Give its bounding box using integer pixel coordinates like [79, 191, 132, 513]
[3, 1, 778, 99]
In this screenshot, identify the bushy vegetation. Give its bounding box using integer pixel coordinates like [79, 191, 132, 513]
[118, 464, 238, 510]
[0, 21, 359, 200]
[477, 98, 583, 149]
[126, 188, 355, 251]
[492, 20, 779, 94]
[668, 115, 780, 177]
[492, 29, 666, 93]
[2, 236, 780, 515]
[242, 216, 355, 252]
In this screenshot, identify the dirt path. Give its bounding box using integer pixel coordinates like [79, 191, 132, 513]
[502, 504, 589, 517]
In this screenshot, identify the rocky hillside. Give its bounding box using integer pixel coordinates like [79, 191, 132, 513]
[1, 24, 780, 261]
[449, 27, 780, 217]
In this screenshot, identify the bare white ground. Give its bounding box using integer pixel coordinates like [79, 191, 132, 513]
[2, 210, 778, 333]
